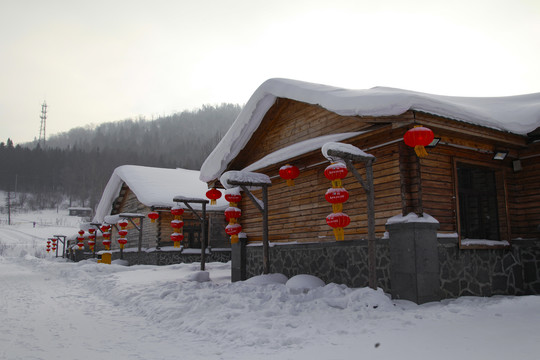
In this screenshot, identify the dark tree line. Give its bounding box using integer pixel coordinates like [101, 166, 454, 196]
[0, 103, 241, 211]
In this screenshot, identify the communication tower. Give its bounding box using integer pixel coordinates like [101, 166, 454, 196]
[39, 101, 47, 147]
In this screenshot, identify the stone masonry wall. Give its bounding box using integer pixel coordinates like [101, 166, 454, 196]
[242, 237, 540, 300]
[245, 240, 392, 293]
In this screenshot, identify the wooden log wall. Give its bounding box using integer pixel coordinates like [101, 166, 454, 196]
[225, 99, 538, 244]
[509, 150, 540, 239]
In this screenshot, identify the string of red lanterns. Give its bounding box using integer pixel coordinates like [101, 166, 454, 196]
[171, 206, 185, 248]
[77, 230, 85, 250]
[117, 219, 128, 250]
[101, 224, 112, 250]
[224, 189, 242, 244]
[46, 239, 51, 253]
[87, 228, 95, 252]
[324, 162, 350, 241]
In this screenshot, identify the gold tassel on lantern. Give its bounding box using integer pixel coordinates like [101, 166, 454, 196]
[414, 145, 428, 158]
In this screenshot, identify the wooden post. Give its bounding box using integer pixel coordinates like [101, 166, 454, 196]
[262, 184, 270, 274]
[201, 201, 207, 271]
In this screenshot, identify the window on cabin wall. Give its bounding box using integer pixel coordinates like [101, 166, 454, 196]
[456, 162, 501, 241]
[183, 219, 202, 248]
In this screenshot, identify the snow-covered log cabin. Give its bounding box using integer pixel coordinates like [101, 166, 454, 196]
[200, 78, 540, 303]
[92, 165, 230, 265]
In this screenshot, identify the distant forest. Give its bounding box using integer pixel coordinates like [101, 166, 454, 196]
[0, 103, 241, 211]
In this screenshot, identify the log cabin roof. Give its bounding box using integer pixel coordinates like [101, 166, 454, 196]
[200, 78, 540, 182]
[93, 165, 228, 223]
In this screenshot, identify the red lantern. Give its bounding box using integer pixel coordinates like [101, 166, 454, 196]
[171, 219, 184, 230]
[88, 240, 95, 251]
[118, 219, 129, 229]
[117, 238, 128, 249]
[147, 211, 159, 223]
[326, 212, 350, 241]
[118, 229, 128, 237]
[102, 239, 111, 250]
[206, 188, 222, 205]
[100, 224, 111, 233]
[78, 230, 85, 236]
[325, 187, 350, 213]
[225, 193, 242, 205]
[403, 126, 434, 158]
[225, 223, 242, 244]
[88, 228, 95, 234]
[103, 232, 111, 240]
[224, 207, 242, 221]
[279, 164, 300, 186]
[88, 234, 96, 240]
[46, 248, 50, 253]
[51, 238, 57, 244]
[171, 232, 184, 248]
[324, 162, 348, 185]
[171, 206, 184, 219]
[77, 236, 85, 242]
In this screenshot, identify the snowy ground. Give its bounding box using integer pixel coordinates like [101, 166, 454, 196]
[1, 209, 540, 360]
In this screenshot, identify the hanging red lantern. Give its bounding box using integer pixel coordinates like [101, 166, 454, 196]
[118, 229, 128, 237]
[78, 230, 85, 237]
[279, 164, 300, 186]
[225, 223, 242, 244]
[171, 219, 184, 231]
[88, 228, 95, 234]
[171, 206, 184, 219]
[171, 232, 184, 248]
[88, 239, 95, 251]
[325, 187, 350, 213]
[88, 234, 96, 241]
[118, 219, 129, 229]
[117, 238, 128, 249]
[403, 126, 434, 158]
[326, 212, 351, 241]
[102, 238, 111, 250]
[100, 224, 111, 233]
[147, 211, 159, 223]
[51, 238, 57, 244]
[224, 207, 242, 222]
[206, 188, 222, 205]
[324, 162, 348, 187]
[224, 192, 242, 204]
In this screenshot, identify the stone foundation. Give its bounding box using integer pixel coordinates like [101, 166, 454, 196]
[237, 236, 540, 303]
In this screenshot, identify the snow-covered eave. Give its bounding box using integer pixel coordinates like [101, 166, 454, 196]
[200, 78, 540, 183]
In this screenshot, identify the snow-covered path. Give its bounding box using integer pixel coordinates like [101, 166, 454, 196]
[0, 257, 198, 360]
[2, 213, 540, 360]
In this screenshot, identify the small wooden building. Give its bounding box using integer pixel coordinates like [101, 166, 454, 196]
[93, 165, 229, 265]
[200, 78, 540, 302]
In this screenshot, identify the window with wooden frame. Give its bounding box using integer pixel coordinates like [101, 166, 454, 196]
[454, 159, 510, 249]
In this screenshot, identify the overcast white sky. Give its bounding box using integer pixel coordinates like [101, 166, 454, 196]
[1, 0, 539, 144]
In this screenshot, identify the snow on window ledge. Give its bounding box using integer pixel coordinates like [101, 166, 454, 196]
[460, 239, 510, 248]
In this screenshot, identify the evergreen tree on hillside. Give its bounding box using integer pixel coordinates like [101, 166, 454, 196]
[1, 103, 241, 210]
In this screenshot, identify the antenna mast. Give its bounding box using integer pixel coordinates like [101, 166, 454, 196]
[39, 101, 47, 147]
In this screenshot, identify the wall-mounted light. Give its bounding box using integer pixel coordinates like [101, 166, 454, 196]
[426, 138, 441, 148]
[492, 151, 508, 160]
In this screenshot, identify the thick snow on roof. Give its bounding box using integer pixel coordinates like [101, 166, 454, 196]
[93, 165, 227, 223]
[200, 78, 540, 182]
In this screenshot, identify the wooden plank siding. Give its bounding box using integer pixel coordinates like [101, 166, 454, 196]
[221, 98, 539, 245]
[509, 151, 540, 238]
